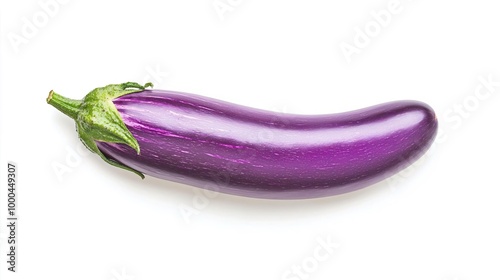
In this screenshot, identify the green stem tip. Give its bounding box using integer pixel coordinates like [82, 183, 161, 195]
[46, 90, 82, 120]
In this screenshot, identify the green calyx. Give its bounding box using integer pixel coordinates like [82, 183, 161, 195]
[46, 82, 154, 178]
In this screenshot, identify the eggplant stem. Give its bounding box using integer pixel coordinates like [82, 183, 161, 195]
[47, 82, 152, 178]
[46, 90, 82, 120]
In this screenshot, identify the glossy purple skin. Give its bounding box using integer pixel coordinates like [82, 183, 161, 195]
[96, 90, 437, 199]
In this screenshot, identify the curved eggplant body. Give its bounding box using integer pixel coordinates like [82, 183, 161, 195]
[95, 90, 437, 199]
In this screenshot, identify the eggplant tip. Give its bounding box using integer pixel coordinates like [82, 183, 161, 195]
[46, 90, 54, 103]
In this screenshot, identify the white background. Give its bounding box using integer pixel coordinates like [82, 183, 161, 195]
[1, 0, 499, 279]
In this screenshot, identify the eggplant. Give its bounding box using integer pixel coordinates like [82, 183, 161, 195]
[47, 82, 437, 199]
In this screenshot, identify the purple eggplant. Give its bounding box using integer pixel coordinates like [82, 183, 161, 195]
[47, 82, 437, 199]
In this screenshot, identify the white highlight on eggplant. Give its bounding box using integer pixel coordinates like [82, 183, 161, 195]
[281, 235, 340, 280]
[127, 102, 425, 147]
